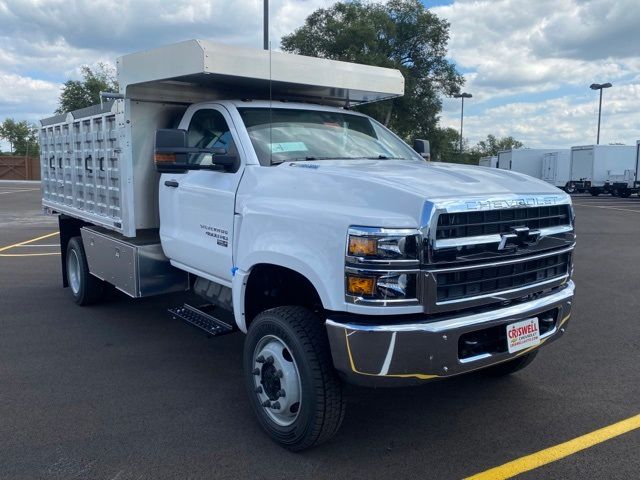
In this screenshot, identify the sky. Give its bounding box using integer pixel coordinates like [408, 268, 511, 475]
[0, 0, 638, 151]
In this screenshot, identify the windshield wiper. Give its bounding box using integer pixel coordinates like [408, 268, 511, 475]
[271, 155, 404, 165]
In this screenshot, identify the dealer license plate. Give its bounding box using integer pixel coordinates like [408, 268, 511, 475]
[506, 317, 541, 354]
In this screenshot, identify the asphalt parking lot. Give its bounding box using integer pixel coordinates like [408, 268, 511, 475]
[1, 181, 638, 480]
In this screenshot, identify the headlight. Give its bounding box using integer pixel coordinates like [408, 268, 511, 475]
[345, 227, 421, 305]
[346, 227, 420, 262]
[346, 271, 417, 299]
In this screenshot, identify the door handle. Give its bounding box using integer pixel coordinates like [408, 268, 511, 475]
[164, 180, 179, 188]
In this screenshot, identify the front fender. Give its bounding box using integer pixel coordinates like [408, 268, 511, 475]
[232, 251, 337, 332]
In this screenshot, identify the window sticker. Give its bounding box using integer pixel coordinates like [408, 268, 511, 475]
[269, 142, 308, 153]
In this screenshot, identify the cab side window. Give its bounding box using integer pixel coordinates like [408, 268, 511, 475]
[186, 109, 238, 168]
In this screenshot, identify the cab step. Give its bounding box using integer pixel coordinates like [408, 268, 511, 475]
[169, 304, 234, 337]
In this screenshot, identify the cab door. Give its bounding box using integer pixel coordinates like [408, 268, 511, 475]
[159, 105, 244, 284]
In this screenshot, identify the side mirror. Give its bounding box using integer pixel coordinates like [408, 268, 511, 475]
[413, 139, 431, 161]
[155, 129, 188, 170]
[154, 129, 237, 173]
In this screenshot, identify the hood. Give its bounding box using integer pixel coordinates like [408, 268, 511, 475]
[288, 159, 564, 199]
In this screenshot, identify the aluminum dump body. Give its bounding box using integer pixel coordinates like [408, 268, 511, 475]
[40, 40, 405, 237]
[117, 39, 404, 106]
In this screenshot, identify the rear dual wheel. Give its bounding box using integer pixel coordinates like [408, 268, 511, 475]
[66, 237, 105, 306]
[243, 306, 345, 451]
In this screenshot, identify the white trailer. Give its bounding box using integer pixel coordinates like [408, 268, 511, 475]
[497, 149, 557, 179]
[541, 150, 571, 189]
[568, 145, 636, 196]
[478, 156, 497, 168]
[635, 140, 640, 196]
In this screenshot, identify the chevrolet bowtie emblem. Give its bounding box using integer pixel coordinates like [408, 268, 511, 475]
[498, 227, 541, 251]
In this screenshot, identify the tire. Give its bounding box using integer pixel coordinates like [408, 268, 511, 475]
[66, 236, 105, 306]
[589, 188, 600, 196]
[243, 306, 345, 451]
[565, 183, 576, 194]
[482, 351, 538, 376]
[619, 190, 631, 198]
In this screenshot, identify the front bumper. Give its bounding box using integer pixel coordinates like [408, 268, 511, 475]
[326, 281, 574, 386]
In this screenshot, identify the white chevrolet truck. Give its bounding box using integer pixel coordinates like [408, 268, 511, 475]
[40, 40, 576, 450]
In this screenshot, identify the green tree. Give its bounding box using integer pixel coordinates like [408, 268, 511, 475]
[429, 127, 463, 162]
[472, 134, 524, 157]
[0, 118, 39, 156]
[56, 63, 118, 114]
[281, 0, 463, 142]
[0, 118, 18, 152]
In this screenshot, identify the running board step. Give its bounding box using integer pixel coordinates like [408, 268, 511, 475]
[169, 304, 234, 337]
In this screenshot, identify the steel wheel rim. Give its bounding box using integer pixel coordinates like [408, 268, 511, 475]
[67, 249, 81, 295]
[252, 334, 302, 427]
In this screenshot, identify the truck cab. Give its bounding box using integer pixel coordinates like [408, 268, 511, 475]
[40, 40, 576, 451]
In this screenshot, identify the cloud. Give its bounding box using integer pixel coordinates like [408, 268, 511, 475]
[432, 0, 640, 146]
[0, 72, 60, 118]
[0, 0, 638, 151]
[440, 83, 640, 148]
[532, 0, 640, 61]
[0, 0, 336, 122]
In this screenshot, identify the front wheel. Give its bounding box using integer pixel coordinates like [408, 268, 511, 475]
[482, 351, 538, 376]
[243, 306, 345, 451]
[565, 183, 576, 194]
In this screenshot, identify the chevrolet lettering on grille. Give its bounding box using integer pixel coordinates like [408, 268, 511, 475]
[464, 197, 560, 211]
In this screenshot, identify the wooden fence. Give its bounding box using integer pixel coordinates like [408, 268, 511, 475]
[0, 156, 41, 180]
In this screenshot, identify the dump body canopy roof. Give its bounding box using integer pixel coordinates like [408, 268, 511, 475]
[117, 39, 404, 106]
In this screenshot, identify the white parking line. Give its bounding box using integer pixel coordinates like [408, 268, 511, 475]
[574, 203, 640, 207]
[0, 188, 40, 195]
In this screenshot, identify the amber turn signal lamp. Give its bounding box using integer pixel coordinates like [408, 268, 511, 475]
[154, 153, 176, 163]
[348, 236, 377, 256]
[346, 275, 376, 296]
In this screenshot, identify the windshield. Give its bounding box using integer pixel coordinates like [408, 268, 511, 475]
[238, 107, 421, 166]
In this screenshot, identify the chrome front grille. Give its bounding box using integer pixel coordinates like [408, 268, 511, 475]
[435, 251, 571, 302]
[436, 205, 571, 240]
[422, 201, 575, 314]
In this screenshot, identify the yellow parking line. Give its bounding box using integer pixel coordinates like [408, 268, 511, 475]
[0, 231, 59, 253]
[464, 413, 640, 480]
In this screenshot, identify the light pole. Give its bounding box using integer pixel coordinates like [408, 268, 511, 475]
[263, 0, 269, 50]
[590, 82, 612, 145]
[453, 92, 472, 154]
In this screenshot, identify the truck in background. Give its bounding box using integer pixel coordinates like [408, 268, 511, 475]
[497, 149, 558, 180]
[568, 145, 636, 196]
[39, 40, 576, 451]
[634, 140, 640, 197]
[541, 150, 571, 190]
[478, 156, 497, 168]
